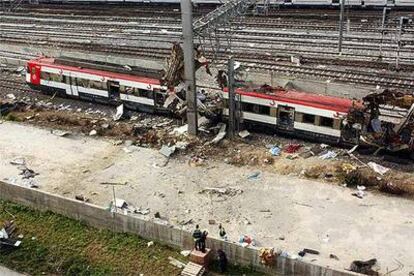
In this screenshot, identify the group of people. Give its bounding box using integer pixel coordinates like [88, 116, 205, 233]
[192, 223, 228, 273]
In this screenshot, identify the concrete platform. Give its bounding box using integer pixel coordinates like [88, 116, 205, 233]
[0, 122, 413, 274]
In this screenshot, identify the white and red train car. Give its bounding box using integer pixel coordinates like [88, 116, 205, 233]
[26, 57, 170, 114]
[221, 86, 356, 144]
[26, 56, 358, 144]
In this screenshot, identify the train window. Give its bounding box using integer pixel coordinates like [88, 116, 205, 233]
[139, 89, 153, 99]
[49, 73, 63, 83]
[90, 80, 104, 90]
[320, 116, 334, 128]
[303, 114, 316, 124]
[242, 103, 270, 115]
[77, 78, 90, 88]
[41, 72, 51, 81]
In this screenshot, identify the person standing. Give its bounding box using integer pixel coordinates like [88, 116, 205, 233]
[192, 225, 202, 250]
[200, 230, 208, 253]
[217, 249, 228, 273]
[218, 224, 227, 241]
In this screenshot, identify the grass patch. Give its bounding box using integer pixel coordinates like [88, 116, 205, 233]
[0, 201, 265, 275]
[0, 201, 184, 275]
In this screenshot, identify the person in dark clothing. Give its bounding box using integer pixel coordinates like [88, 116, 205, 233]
[217, 249, 228, 273]
[192, 225, 202, 250]
[218, 224, 227, 240]
[200, 230, 208, 253]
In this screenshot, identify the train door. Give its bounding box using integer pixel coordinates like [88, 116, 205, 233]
[30, 64, 41, 85]
[67, 74, 79, 97]
[154, 89, 166, 108]
[277, 105, 295, 130]
[108, 81, 120, 101]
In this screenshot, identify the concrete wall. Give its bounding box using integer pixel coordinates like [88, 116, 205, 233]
[0, 181, 357, 276]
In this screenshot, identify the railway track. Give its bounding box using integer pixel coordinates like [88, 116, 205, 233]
[1, 4, 413, 92]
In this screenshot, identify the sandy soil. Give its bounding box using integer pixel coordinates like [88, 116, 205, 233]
[0, 122, 413, 275]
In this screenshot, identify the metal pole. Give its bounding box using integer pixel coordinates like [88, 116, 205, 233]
[180, 0, 198, 136]
[338, 0, 345, 54]
[227, 56, 235, 139]
[379, 7, 387, 58]
[396, 17, 403, 71]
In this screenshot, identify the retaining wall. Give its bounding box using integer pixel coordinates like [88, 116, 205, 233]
[0, 181, 357, 276]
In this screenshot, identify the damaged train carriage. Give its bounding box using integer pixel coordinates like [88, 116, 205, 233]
[221, 83, 414, 153]
[344, 89, 414, 153]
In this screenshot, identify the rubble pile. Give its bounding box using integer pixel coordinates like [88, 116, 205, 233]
[0, 220, 22, 249]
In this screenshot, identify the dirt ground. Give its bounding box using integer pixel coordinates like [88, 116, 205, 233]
[0, 122, 413, 275]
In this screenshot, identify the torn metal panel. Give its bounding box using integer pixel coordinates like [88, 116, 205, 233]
[345, 89, 414, 152]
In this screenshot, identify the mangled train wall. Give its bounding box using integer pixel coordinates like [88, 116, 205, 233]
[0, 181, 357, 276]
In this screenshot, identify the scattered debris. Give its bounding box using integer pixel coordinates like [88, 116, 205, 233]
[51, 129, 71, 137]
[200, 187, 243, 197]
[330, 254, 339, 260]
[211, 123, 226, 144]
[238, 130, 250, 138]
[89, 129, 97, 136]
[179, 219, 193, 226]
[259, 247, 276, 266]
[303, 248, 320, 255]
[349, 258, 379, 275]
[368, 162, 389, 176]
[10, 157, 25, 166]
[239, 235, 254, 247]
[6, 94, 16, 100]
[352, 185, 367, 199]
[75, 195, 90, 202]
[319, 151, 337, 160]
[159, 145, 176, 158]
[114, 198, 127, 209]
[168, 256, 186, 269]
[284, 144, 301, 154]
[154, 212, 161, 219]
[208, 219, 216, 225]
[113, 104, 125, 121]
[180, 250, 191, 257]
[147, 241, 154, 247]
[175, 141, 189, 150]
[19, 167, 38, 179]
[189, 156, 205, 167]
[247, 171, 261, 180]
[0, 220, 22, 249]
[269, 146, 281, 156]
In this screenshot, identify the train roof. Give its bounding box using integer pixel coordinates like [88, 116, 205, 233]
[28, 57, 164, 85]
[224, 85, 355, 114]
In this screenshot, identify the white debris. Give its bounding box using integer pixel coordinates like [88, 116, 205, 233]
[159, 145, 176, 158]
[211, 123, 226, 144]
[368, 162, 389, 176]
[171, 125, 188, 135]
[114, 198, 127, 208]
[113, 104, 124, 121]
[10, 157, 25, 166]
[197, 116, 209, 127]
[89, 130, 97, 136]
[147, 241, 154, 247]
[175, 141, 189, 150]
[319, 151, 337, 160]
[238, 130, 250, 138]
[168, 256, 186, 269]
[180, 250, 191, 257]
[51, 129, 71, 137]
[6, 94, 16, 100]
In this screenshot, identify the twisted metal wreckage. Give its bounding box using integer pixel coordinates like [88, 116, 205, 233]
[344, 89, 414, 153]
